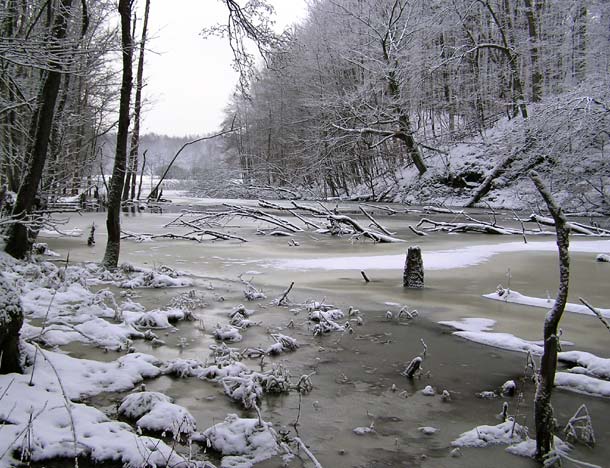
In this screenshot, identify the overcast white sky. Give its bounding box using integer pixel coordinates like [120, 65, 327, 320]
[139, 0, 307, 137]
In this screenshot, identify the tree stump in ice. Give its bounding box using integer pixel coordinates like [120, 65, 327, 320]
[0, 276, 23, 373]
[403, 246, 424, 288]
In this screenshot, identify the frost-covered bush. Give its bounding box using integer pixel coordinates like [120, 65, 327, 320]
[214, 324, 243, 342]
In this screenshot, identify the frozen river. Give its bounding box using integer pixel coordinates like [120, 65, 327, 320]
[40, 201, 610, 468]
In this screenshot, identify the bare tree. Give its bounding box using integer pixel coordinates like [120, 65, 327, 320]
[4, 0, 75, 259]
[530, 171, 570, 461]
[102, 0, 133, 269]
[123, 0, 150, 202]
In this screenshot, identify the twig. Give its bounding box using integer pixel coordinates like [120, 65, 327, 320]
[274, 282, 295, 306]
[293, 436, 324, 468]
[578, 298, 610, 333]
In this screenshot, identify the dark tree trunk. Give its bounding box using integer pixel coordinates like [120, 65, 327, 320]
[530, 172, 570, 461]
[5, 0, 74, 260]
[0, 276, 24, 374]
[123, 0, 150, 201]
[523, 0, 543, 102]
[102, 0, 133, 269]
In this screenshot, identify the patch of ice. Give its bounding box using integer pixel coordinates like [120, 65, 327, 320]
[438, 317, 496, 332]
[483, 289, 610, 318]
[270, 240, 610, 271]
[452, 331, 544, 355]
[558, 351, 610, 380]
[554, 372, 610, 398]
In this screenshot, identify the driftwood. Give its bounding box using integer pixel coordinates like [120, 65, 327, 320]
[223, 203, 303, 232]
[329, 214, 404, 243]
[359, 206, 395, 236]
[259, 200, 403, 243]
[416, 217, 519, 235]
[121, 229, 247, 242]
[360, 203, 400, 215]
[526, 213, 610, 236]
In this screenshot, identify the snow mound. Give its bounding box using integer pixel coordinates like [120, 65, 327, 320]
[483, 289, 610, 318]
[452, 420, 527, 448]
[0, 347, 187, 468]
[559, 351, 610, 380]
[195, 414, 279, 468]
[554, 372, 610, 398]
[119, 391, 197, 437]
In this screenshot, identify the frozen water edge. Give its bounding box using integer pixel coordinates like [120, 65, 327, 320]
[483, 289, 610, 319]
[269, 239, 610, 271]
[440, 318, 610, 398]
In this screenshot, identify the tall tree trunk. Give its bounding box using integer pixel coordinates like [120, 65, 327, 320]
[124, 0, 150, 201]
[523, 0, 543, 102]
[5, 0, 74, 260]
[530, 172, 570, 461]
[102, 0, 133, 269]
[387, 69, 427, 175]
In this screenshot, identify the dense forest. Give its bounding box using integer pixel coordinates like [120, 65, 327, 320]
[221, 0, 609, 211]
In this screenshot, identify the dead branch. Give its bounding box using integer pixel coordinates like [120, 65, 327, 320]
[329, 214, 404, 243]
[273, 282, 295, 306]
[526, 213, 610, 236]
[416, 217, 519, 235]
[409, 225, 427, 236]
[578, 298, 610, 333]
[360, 203, 399, 215]
[223, 203, 303, 232]
[359, 206, 395, 236]
[147, 126, 235, 200]
[290, 201, 329, 216]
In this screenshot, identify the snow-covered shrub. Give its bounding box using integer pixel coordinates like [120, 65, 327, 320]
[266, 334, 298, 355]
[168, 289, 208, 310]
[214, 324, 243, 342]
